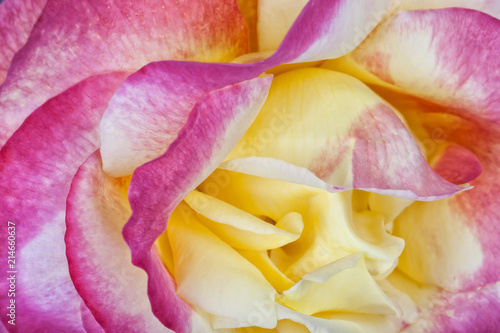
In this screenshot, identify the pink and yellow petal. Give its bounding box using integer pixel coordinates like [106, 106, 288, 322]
[66, 151, 180, 332]
[258, 0, 397, 60]
[122, 76, 272, 330]
[324, 8, 500, 124]
[398, 0, 500, 19]
[388, 270, 500, 333]
[0, 72, 129, 330]
[226, 67, 462, 200]
[0, 0, 248, 147]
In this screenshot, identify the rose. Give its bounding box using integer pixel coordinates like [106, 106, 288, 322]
[1, 0, 499, 332]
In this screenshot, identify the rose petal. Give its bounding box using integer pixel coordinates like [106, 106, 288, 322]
[224, 68, 463, 200]
[276, 304, 399, 333]
[399, 0, 500, 19]
[184, 190, 302, 251]
[323, 8, 500, 124]
[168, 202, 277, 329]
[388, 270, 500, 333]
[0, 0, 248, 147]
[122, 76, 272, 329]
[270, 191, 404, 281]
[100, 62, 270, 177]
[236, 0, 259, 52]
[0, 0, 46, 85]
[0, 72, 128, 330]
[258, 0, 397, 61]
[66, 151, 184, 332]
[278, 253, 397, 316]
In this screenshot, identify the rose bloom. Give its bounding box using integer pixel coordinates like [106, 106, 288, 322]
[1, 0, 500, 332]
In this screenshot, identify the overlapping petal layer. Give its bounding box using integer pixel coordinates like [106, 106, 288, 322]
[400, 0, 500, 19]
[0, 0, 248, 147]
[224, 67, 462, 200]
[324, 8, 500, 123]
[167, 202, 277, 329]
[0, 72, 129, 331]
[66, 151, 183, 333]
[122, 76, 272, 329]
[388, 270, 500, 333]
[0, 0, 46, 84]
[323, 8, 500, 292]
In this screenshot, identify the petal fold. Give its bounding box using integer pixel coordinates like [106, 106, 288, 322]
[0, 72, 128, 331]
[0, 0, 248, 147]
[66, 151, 182, 332]
[225, 68, 462, 200]
[123, 76, 272, 329]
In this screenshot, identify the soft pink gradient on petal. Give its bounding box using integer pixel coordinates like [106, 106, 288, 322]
[0, 0, 46, 85]
[404, 282, 500, 333]
[79, 302, 105, 333]
[333, 8, 500, 124]
[0, 0, 248, 147]
[0, 72, 129, 331]
[431, 145, 482, 185]
[123, 76, 272, 330]
[101, 62, 269, 177]
[351, 104, 463, 200]
[66, 151, 178, 333]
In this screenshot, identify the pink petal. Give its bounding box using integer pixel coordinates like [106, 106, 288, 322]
[0, 0, 46, 85]
[0, 72, 128, 330]
[325, 8, 500, 125]
[101, 62, 269, 177]
[397, 277, 500, 333]
[431, 144, 482, 185]
[123, 76, 272, 329]
[245, 0, 402, 64]
[223, 68, 463, 200]
[0, 0, 248, 147]
[332, 9, 500, 291]
[66, 151, 181, 332]
[399, 0, 500, 19]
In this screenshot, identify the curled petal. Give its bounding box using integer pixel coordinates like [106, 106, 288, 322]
[278, 254, 397, 316]
[225, 68, 463, 200]
[259, 0, 397, 61]
[66, 151, 184, 332]
[184, 190, 303, 251]
[123, 76, 272, 329]
[0, 0, 248, 147]
[0, 72, 128, 331]
[324, 8, 500, 124]
[168, 202, 277, 329]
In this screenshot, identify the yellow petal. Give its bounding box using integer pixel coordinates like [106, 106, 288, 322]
[184, 190, 303, 251]
[278, 254, 397, 316]
[168, 202, 277, 329]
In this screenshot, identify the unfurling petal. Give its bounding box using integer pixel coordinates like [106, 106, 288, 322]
[224, 67, 463, 200]
[122, 76, 272, 330]
[0, 0, 248, 147]
[0, 72, 129, 331]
